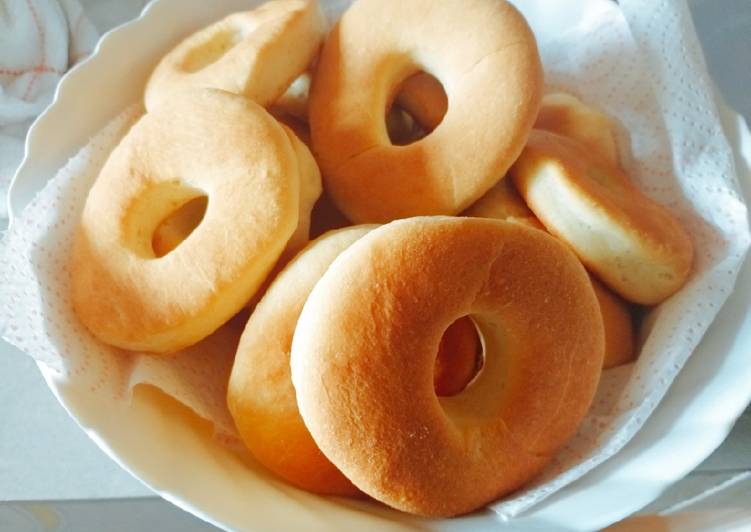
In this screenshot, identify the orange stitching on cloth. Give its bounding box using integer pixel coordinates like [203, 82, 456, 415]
[22, 0, 47, 101]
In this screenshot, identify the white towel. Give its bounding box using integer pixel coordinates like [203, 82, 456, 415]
[0, 0, 145, 219]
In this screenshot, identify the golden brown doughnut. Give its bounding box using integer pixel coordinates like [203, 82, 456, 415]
[71, 89, 300, 353]
[145, 0, 325, 111]
[291, 217, 604, 516]
[511, 130, 694, 305]
[309, 0, 542, 223]
[228, 226, 373, 496]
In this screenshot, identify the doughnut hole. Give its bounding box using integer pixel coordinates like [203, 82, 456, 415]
[434, 316, 483, 396]
[181, 24, 248, 73]
[438, 313, 516, 425]
[120, 181, 208, 259]
[152, 195, 209, 257]
[386, 72, 448, 146]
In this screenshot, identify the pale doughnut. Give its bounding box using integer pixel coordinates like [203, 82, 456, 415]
[71, 89, 300, 353]
[535, 93, 619, 167]
[291, 217, 604, 516]
[145, 0, 325, 111]
[464, 177, 635, 368]
[309, 0, 543, 223]
[151, 125, 319, 258]
[228, 226, 373, 496]
[511, 130, 694, 305]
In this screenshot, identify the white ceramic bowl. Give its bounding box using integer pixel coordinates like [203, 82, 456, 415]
[8, 0, 751, 530]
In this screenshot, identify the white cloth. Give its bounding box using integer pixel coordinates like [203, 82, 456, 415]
[0, 0, 144, 219]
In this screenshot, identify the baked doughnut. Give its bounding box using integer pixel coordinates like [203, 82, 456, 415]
[535, 93, 619, 167]
[228, 226, 372, 496]
[145, 0, 325, 111]
[291, 217, 604, 516]
[151, 124, 319, 258]
[510, 130, 693, 305]
[71, 89, 300, 353]
[464, 178, 635, 368]
[309, 0, 542, 223]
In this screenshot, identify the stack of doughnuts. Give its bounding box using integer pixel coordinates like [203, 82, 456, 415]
[70, 0, 694, 518]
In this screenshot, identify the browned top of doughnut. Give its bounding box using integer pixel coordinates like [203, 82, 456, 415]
[291, 217, 603, 516]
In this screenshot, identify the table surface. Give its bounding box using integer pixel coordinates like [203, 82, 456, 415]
[1, 0, 750, 530]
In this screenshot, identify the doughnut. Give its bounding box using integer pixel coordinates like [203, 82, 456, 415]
[464, 178, 635, 368]
[291, 217, 604, 516]
[71, 89, 300, 353]
[145, 0, 325, 111]
[309, 0, 543, 223]
[151, 124, 319, 259]
[510, 130, 694, 305]
[228, 226, 372, 496]
[535, 93, 619, 167]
